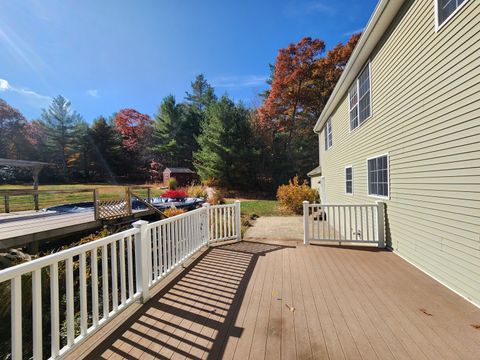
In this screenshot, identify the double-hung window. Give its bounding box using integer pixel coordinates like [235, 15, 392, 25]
[349, 63, 371, 131]
[436, 0, 468, 28]
[367, 154, 389, 198]
[345, 166, 353, 195]
[324, 118, 332, 150]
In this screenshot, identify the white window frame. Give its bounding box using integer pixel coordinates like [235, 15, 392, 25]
[324, 118, 332, 151]
[345, 165, 353, 195]
[435, 0, 471, 32]
[366, 153, 390, 200]
[349, 61, 372, 132]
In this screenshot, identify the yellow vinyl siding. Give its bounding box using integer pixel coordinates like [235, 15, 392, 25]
[319, 0, 480, 306]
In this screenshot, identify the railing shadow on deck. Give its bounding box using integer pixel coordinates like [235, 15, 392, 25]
[84, 240, 291, 360]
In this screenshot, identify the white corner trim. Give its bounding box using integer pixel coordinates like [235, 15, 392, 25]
[393, 251, 480, 309]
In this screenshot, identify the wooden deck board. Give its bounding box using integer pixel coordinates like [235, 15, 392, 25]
[67, 239, 480, 360]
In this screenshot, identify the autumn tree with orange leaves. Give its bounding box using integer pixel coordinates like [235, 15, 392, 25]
[113, 108, 154, 178]
[255, 33, 361, 186]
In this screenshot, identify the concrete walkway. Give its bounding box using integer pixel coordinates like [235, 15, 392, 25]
[244, 216, 304, 241]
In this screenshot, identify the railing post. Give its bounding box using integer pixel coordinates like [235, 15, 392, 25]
[147, 187, 151, 203]
[133, 220, 151, 302]
[125, 187, 132, 215]
[303, 201, 310, 245]
[33, 191, 39, 211]
[93, 189, 99, 220]
[376, 201, 385, 248]
[235, 200, 241, 242]
[4, 195, 9, 213]
[202, 203, 211, 246]
[33, 167, 40, 211]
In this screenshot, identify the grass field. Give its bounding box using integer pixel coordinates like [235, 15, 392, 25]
[239, 199, 286, 216]
[0, 184, 164, 213]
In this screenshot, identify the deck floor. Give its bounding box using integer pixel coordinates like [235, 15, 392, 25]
[70, 239, 480, 360]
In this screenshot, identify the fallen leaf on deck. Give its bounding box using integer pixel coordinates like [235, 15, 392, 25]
[419, 308, 433, 316]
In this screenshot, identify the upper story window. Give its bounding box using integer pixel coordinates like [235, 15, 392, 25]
[349, 63, 371, 131]
[367, 154, 389, 198]
[324, 118, 332, 150]
[436, 0, 468, 28]
[345, 166, 353, 194]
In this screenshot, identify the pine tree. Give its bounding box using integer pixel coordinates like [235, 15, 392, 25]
[90, 116, 123, 181]
[193, 101, 225, 182]
[152, 95, 184, 167]
[72, 122, 93, 180]
[40, 95, 82, 180]
[194, 96, 255, 189]
[185, 74, 217, 112]
[153, 76, 212, 169]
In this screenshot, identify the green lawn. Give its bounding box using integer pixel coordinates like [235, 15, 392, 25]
[227, 199, 292, 217]
[0, 184, 163, 212]
[239, 200, 280, 216]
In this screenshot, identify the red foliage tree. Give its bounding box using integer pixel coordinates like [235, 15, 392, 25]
[257, 34, 361, 136]
[23, 120, 44, 146]
[254, 34, 361, 184]
[0, 99, 31, 158]
[113, 108, 153, 152]
[257, 37, 326, 134]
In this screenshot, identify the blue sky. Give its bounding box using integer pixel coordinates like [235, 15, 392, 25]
[0, 0, 378, 121]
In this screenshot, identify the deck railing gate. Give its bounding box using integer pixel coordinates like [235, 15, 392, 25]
[0, 201, 241, 360]
[303, 201, 385, 247]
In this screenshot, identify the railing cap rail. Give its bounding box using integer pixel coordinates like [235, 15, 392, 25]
[0, 228, 139, 282]
[207, 203, 237, 209]
[308, 203, 379, 207]
[0, 188, 95, 195]
[146, 206, 205, 229]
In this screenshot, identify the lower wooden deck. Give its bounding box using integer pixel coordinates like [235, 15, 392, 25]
[69, 239, 480, 360]
[0, 209, 153, 248]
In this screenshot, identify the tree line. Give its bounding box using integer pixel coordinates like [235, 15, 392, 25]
[0, 34, 360, 191]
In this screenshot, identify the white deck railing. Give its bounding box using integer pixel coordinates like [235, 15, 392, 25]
[207, 202, 241, 243]
[303, 201, 385, 247]
[0, 201, 241, 360]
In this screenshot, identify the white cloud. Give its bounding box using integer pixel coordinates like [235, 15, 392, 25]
[86, 89, 99, 98]
[343, 28, 365, 37]
[0, 78, 9, 90]
[0, 77, 50, 101]
[306, 1, 335, 15]
[212, 75, 268, 88]
[284, 1, 336, 17]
